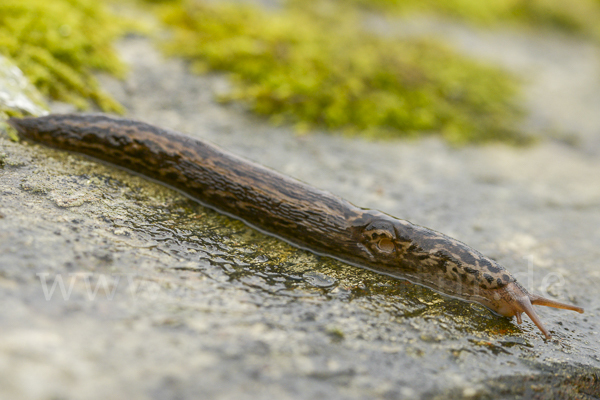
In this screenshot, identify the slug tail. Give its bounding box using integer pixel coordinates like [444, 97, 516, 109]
[529, 294, 584, 314]
[7, 117, 39, 140]
[7, 118, 22, 132]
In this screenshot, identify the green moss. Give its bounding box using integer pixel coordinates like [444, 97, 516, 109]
[0, 0, 141, 112]
[348, 0, 600, 40]
[151, 0, 526, 144]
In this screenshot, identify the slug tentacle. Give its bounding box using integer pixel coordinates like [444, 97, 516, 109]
[7, 113, 585, 340]
[530, 293, 585, 313]
[518, 296, 550, 340]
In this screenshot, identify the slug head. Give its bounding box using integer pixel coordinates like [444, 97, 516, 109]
[355, 218, 585, 340]
[491, 282, 584, 340]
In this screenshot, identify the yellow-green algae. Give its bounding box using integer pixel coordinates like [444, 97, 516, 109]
[151, 0, 526, 144]
[0, 0, 140, 112]
[348, 0, 600, 40]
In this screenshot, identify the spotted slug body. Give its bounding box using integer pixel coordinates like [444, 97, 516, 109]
[8, 114, 584, 339]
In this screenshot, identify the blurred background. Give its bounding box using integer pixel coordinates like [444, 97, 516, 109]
[3, 0, 600, 143]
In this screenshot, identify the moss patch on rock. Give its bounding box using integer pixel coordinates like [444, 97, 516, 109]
[0, 0, 140, 112]
[150, 0, 527, 144]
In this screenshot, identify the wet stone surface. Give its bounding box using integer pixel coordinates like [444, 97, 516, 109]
[1, 29, 600, 400]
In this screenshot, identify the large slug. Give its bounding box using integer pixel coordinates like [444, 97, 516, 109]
[8, 114, 584, 339]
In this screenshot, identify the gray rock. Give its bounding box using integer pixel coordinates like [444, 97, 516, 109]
[1, 25, 599, 400]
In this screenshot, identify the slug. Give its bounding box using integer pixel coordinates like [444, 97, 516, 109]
[8, 113, 584, 339]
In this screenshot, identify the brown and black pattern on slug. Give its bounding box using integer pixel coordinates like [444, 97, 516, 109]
[8, 113, 584, 340]
[348, 211, 514, 291]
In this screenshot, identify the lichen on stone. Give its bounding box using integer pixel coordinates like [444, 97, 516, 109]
[0, 54, 49, 140]
[0, 54, 48, 115]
